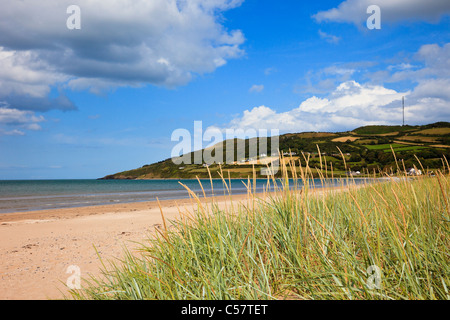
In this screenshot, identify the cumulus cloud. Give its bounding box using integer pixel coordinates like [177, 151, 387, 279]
[0, 0, 245, 121]
[0, 104, 45, 135]
[230, 41, 450, 134]
[411, 78, 450, 101]
[224, 80, 435, 133]
[299, 42, 450, 124]
[0, 1, 245, 90]
[364, 43, 450, 86]
[414, 43, 450, 78]
[0, 48, 65, 97]
[314, 0, 450, 26]
[0, 47, 75, 112]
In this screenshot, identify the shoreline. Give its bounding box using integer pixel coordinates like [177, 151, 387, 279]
[0, 176, 381, 218]
[0, 192, 250, 223]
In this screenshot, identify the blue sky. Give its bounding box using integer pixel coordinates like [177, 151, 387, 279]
[0, 0, 449, 179]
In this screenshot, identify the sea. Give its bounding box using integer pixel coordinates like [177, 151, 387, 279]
[0, 178, 373, 214]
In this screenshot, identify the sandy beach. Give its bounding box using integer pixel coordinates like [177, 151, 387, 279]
[0, 193, 255, 300]
[0, 184, 358, 300]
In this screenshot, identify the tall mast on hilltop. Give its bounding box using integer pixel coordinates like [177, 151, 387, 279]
[402, 96, 405, 126]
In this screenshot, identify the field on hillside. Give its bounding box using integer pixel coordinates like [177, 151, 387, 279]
[364, 143, 428, 153]
[413, 128, 450, 135]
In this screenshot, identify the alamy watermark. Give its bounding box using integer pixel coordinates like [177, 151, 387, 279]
[171, 121, 280, 175]
[66, 265, 81, 290]
[366, 265, 382, 290]
[66, 4, 380, 31]
[367, 5, 381, 30]
[66, 5, 81, 30]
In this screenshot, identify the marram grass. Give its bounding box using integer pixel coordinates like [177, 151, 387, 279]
[68, 155, 450, 300]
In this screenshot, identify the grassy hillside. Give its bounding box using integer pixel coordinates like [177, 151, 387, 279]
[353, 125, 414, 135]
[101, 122, 450, 179]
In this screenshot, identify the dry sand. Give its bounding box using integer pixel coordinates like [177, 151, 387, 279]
[0, 193, 252, 300]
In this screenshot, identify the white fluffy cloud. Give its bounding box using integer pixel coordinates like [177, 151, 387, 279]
[0, 0, 245, 110]
[290, 42, 450, 132]
[0, 47, 75, 112]
[0, 104, 45, 136]
[225, 79, 450, 133]
[366, 43, 450, 116]
[0, 48, 66, 98]
[314, 0, 450, 26]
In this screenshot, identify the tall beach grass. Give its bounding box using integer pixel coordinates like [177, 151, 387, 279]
[68, 152, 450, 300]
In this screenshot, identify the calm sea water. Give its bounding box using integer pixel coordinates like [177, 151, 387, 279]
[0, 178, 371, 214]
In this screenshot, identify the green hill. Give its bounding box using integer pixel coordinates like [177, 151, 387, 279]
[101, 122, 450, 179]
[353, 125, 414, 135]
